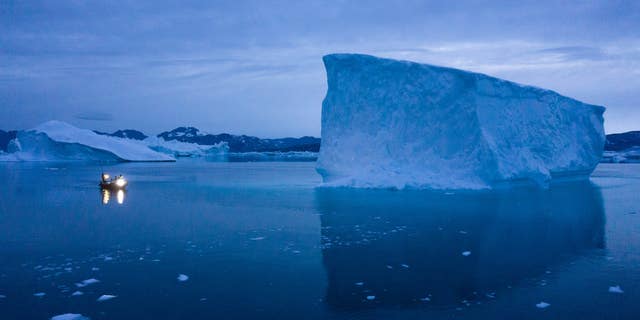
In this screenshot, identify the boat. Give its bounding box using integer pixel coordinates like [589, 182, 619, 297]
[100, 173, 128, 190]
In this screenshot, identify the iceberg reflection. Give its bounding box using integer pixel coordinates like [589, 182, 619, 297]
[315, 182, 605, 309]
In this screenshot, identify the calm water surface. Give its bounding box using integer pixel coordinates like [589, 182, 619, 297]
[0, 161, 639, 319]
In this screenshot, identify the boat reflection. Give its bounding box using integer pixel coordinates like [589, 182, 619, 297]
[315, 181, 605, 309]
[102, 188, 126, 205]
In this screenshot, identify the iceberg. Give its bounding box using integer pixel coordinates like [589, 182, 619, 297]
[317, 54, 605, 189]
[144, 136, 228, 158]
[2, 121, 174, 162]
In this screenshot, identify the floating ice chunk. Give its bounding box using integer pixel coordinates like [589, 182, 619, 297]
[536, 301, 550, 309]
[50, 313, 89, 320]
[609, 285, 624, 293]
[34, 292, 46, 297]
[177, 274, 189, 282]
[96, 294, 117, 302]
[152, 259, 161, 262]
[317, 54, 605, 189]
[250, 237, 265, 241]
[0, 294, 6, 298]
[75, 278, 100, 287]
[366, 295, 376, 301]
[71, 291, 83, 296]
[401, 264, 410, 268]
[355, 282, 364, 286]
[462, 251, 471, 256]
[91, 267, 100, 271]
[103, 256, 113, 261]
[386, 265, 393, 269]
[420, 297, 431, 302]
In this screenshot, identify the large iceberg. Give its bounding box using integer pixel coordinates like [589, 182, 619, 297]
[317, 54, 605, 189]
[4, 121, 175, 162]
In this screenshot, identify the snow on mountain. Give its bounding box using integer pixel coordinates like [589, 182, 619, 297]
[144, 136, 228, 158]
[2, 121, 174, 162]
[317, 54, 605, 189]
[95, 129, 148, 140]
[157, 127, 320, 152]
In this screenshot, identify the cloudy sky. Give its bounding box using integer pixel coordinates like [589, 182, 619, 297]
[1, 0, 639, 137]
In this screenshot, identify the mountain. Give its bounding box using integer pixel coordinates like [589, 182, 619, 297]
[156, 127, 320, 153]
[94, 129, 148, 140]
[604, 131, 640, 151]
[0, 130, 17, 152]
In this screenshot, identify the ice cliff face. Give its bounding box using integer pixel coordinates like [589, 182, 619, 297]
[317, 54, 606, 189]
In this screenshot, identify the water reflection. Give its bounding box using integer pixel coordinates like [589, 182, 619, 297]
[101, 188, 125, 205]
[315, 182, 605, 309]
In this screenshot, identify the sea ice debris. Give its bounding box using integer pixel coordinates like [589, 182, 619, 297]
[536, 301, 550, 309]
[609, 285, 624, 293]
[75, 278, 100, 287]
[96, 294, 117, 302]
[177, 274, 189, 282]
[50, 313, 89, 320]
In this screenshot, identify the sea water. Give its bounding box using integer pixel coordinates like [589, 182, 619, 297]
[0, 161, 638, 319]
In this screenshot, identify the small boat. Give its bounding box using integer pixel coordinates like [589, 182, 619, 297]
[100, 173, 128, 190]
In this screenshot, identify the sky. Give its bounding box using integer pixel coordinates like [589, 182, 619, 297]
[1, 0, 639, 137]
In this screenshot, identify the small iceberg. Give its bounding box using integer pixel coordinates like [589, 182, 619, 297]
[50, 314, 89, 320]
[609, 285, 624, 293]
[177, 274, 189, 282]
[96, 294, 117, 302]
[75, 278, 100, 287]
[536, 301, 550, 309]
[462, 251, 472, 256]
[71, 291, 83, 296]
[366, 295, 376, 301]
[249, 237, 265, 241]
[33, 292, 46, 297]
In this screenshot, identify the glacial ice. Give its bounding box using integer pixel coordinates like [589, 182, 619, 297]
[317, 54, 606, 189]
[3, 121, 174, 162]
[96, 294, 117, 302]
[50, 314, 89, 320]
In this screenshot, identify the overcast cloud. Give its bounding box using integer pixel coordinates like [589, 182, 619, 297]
[1, 0, 639, 136]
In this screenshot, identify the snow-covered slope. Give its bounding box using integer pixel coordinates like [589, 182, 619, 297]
[144, 136, 228, 158]
[4, 121, 174, 162]
[317, 54, 605, 189]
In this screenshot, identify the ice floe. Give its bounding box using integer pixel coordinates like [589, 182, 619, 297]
[75, 278, 100, 287]
[96, 294, 117, 302]
[33, 292, 46, 297]
[71, 291, 83, 296]
[177, 274, 189, 282]
[462, 251, 471, 256]
[366, 295, 376, 301]
[609, 285, 624, 293]
[536, 301, 550, 309]
[50, 314, 89, 320]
